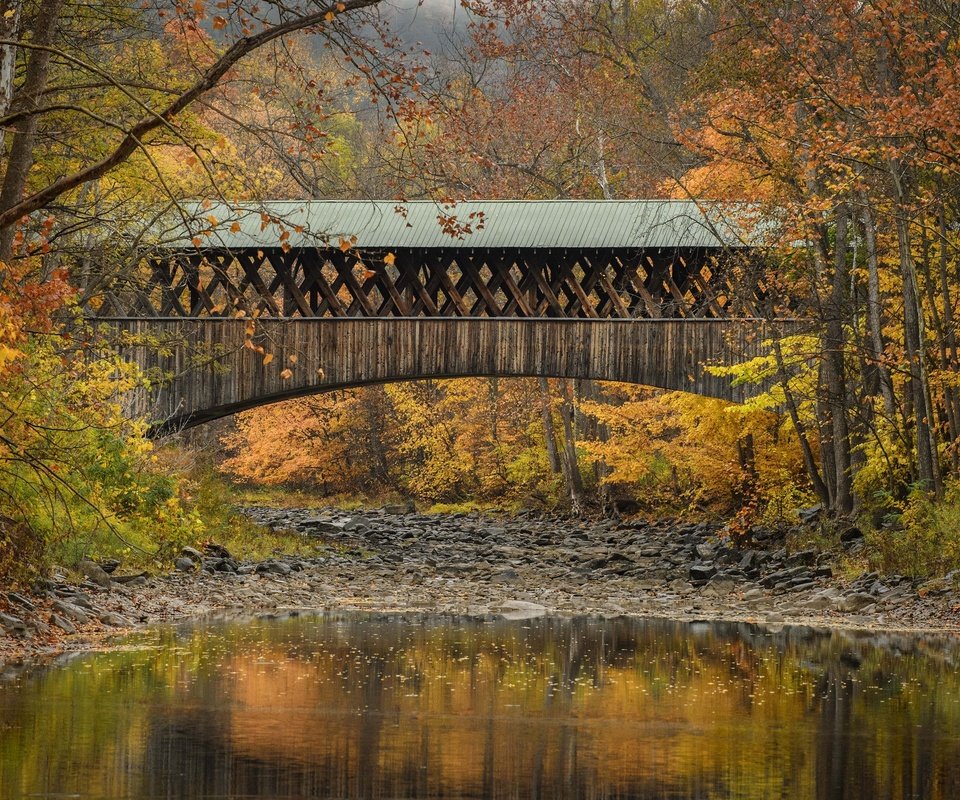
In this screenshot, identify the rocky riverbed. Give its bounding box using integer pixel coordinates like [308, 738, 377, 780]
[2, 507, 960, 665]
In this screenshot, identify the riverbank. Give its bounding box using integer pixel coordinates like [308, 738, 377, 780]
[2, 507, 959, 666]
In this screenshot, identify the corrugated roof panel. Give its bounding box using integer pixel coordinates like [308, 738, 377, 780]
[173, 200, 758, 251]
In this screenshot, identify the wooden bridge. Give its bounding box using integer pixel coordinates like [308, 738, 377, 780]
[88, 200, 796, 431]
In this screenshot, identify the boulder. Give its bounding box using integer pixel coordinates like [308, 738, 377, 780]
[52, 599, 89, 624]
[0, 612, 26, 634]
[98, 611, 132, 627]
[689, 563, 716, 583]
[49, 614, 76, 634]
[491, 600, 548, 620]
[78, 560, 113, 589]
[174, 557, 197, 573]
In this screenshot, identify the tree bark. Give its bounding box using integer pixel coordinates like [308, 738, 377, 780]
[538, 377, 561, 474]
[860, 199, 897, 419]
[557, 378, 584, 513]
[0, 0, 63, 263]
[0, 0, 22, 119]
[825, 205, 854, 514]
[889, 160, 942, 496]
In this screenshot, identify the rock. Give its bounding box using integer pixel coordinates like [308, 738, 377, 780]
[703, 579, 736, 596]
[78, 560, 113, 589]
[49, 614, 76, 634]
[181, 546, 204, 561]
[0, 612, 26, 634]
[175, 557, 197, 572]
[803, 590, 841, 611]
[52, 599, 89, 624]
[111, 572, 149, 584]
[798, 504, 822, 523]
[491, 568, 520, 584]
[256, 560, 292, 576]
[98, 558, 121, 574]
[689, 563, 716, 584]
[491, 600, 548, 620]
[203, 542, 232, 559]
[695, 543, 715, 560]
[787, 549, 817, 566]
[840, 526, 864, 543]
[383, 501, 415, 514]
[738, 550, 758, 571]
[99, 611, 132, 627]
[839, 592, 876, 612]
[7, 592, 35, 612]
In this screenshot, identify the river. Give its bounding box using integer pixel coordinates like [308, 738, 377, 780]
[1, 613, 959, 798]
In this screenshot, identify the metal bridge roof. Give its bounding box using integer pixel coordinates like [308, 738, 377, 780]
[174, 200, 758, 251]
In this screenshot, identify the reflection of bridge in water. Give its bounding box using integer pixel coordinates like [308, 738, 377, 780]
[88, 200, 801, 431]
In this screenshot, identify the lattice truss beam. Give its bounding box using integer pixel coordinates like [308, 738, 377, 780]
[96, 247, 770, 318]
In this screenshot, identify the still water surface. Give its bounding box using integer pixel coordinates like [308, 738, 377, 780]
[1, 613, 959, 799]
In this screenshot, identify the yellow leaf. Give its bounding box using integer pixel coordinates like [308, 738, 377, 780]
[336, 2, 346, 9]
[206, 214, 219, 226]
[230, 222, 242, 233]
[383, 252, 396, 265]
[325, 10, 335, 20]
[263, 354, 274, 366]
[317, 367, 326, 379]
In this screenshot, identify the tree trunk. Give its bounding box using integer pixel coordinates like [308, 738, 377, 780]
[773, 337, 831, 506]
[0, 0, 63, 263]
[538, 377, 562, 474]
[890, 160, 942, 496]
[557, 378, 584, 513]
[860, 199, 897, 418]
[825, 205, 854, 514]
[0, 0, 22, 120]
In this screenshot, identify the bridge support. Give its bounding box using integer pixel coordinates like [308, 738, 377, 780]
[94, 318, 801, 432]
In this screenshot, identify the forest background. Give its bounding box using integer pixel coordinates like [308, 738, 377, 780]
[2, 0, 960, 582]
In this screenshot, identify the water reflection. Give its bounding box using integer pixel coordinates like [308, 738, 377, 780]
[1, 614, 959, 799]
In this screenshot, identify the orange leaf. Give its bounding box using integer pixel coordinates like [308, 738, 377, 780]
[280, 368, 293, 379]
[338, 237, 352, 252]
[289, 354, 298, 364]
[212, 15, 227, 28]
[230, 222, 242, 233]
[383, 251, 396, 265]
[324, 10, 335, 21]
[263, 353, 274, 365]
